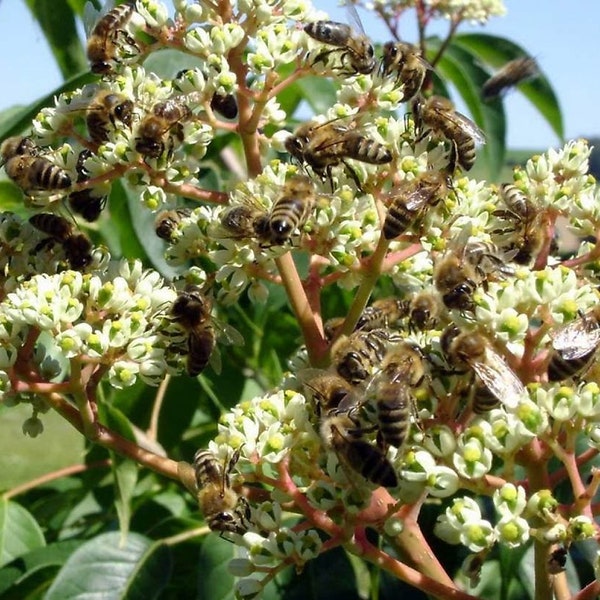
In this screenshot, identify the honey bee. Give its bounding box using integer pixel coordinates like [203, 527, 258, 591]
[440, 324, 525, 410]
[210, 92, 238, 120]
[304, 6, 376, 76]
[379, 42, 431, 102]
[331, 328, 393, 384]
[415, 95, 485, 172]
[405, 291, 441, 331]
[266, 174, 315, 245]
[492, 183, 544, 265]
[193, 448, 250, 534]
[171, 285, 243, 376]
[302, 370, 356, 415]
[68, 149, 107, 222]
[0, 135, 40, 159]
[320, 412, 398, 488]
[29, 213, 93, 270]
[155, 208, 192, 241]
[433, 249, 478, 312]
[219, 204, 270, 240]
[135, 99, 192, 159]
[481, 57, 539, 101]
[86, 89, 134, 144]
[171, 285, 216, 377]
[86, 1, 138, 75]
[367, 341, 426, 450]
[285, 118, 392, 189]
[1, 136, 72, 196]
[434, 238, 514, 312]
[356, 297, 408, 332]
[383, 170, 449, 240]
[547, 307, 600, 381]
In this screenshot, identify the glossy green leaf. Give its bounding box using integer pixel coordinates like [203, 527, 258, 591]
[103, 180, 148, 262]
[113, 460, 139, 542]
[295, 76, 338, 118]
[22, 0, 87, 79]
[0, 500, 45, 568]
[432, 38, 506, 179]
[45, 532, 172, 600]
[0, 540, 82, 597]
[196, 536, 236, 600]
[0, 72, 96, 141]
[0, 181, 28, 215]
[267, 547, 358, 600]
[453, 33, 564, 141]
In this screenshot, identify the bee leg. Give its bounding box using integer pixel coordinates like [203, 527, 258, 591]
[33, 237, 56, 254]
[447, 140, 459, 174]
[341, 161, 364, 193]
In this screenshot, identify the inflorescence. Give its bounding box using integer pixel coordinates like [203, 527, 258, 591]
[2, 0, 600, 597]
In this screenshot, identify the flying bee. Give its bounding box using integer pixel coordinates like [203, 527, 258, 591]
[482, 56, 539, 101]
[383, 170, 449, 240]
[266, 174, 315, 245]
[210, 92, 238, 120]
[193, 448, 250, 535]
[379, 41, 431, 102]
[320, 412, 398, 488]
[547, 306, 600, 381]
[29, 213, 93, 270]
[135, 98, 192, 159]
[155, 208, 193, 241]
[440, 324, 525, 410]
[285, 117, 392, 189]
[86, 89, 134, 144]
[414, 95, 485, 172]
[304, 4, 376, 76]
[492, 183, 544, 265]
[86, 1, 138, 74]
[331, 328, 393, 384]
[171, 285, 244, 377]
[68, 149, 108, 222]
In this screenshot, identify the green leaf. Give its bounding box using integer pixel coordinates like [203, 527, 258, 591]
[22, 0, 87, 79]
[102, 180, 148, 262]
[196, 536, 235, 600]
[267, 546, 358, 599]
[431, 38, 506, 179]
[45, 532, 172, 600]
[113, 460, 139, 543]
[0, 540, 82, 597]
[294, 76, 338, 118]
[0, 181, 29, 215]
[453, 33, 564, 141]
[0, 500, 45, 568]
[0, 72, 96, 141]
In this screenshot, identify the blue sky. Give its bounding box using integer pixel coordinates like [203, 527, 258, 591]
[0, 0, 598, 150]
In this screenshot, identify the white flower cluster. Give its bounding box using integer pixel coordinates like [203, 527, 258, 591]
[0, 253, 186, 405]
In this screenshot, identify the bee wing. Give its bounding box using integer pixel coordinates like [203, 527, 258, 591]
[345, 1, 367, 35]
[440, 109, 486, 145]
[471, 349, 525, 410]
[84, 0, 115, 36]
[403, 185, 437, 212]
[213, 318, 245, 347]
[209, 345, 223, 375]
[551, 320, 600, 360]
